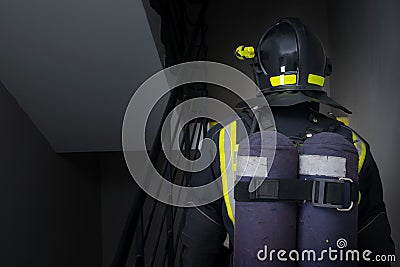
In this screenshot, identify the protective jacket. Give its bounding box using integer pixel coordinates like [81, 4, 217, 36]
[181, 105, 395, 267]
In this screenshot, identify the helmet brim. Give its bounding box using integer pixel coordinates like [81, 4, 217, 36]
[236, 91, 352, 114]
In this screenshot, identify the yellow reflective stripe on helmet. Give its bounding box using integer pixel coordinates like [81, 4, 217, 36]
[352, 132, 367, 173]
[270, 74, 297, 87]
[219, 126, 235, 224]
[308, 74, 325, 87]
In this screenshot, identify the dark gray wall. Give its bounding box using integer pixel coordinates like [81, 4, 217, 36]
[100, 152, 142, 267]
[0, 81, 102, 266]
[328, 0, 400, 259]
[0, 0, 162, 153]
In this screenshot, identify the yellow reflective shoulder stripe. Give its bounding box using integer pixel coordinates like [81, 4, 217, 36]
[209, 121, 218, 128]
[334, 117, 366, 173]
[352, 132, 367, 173]
[219, 124, 235, 224]
[359, 141, 367, 173]
[230, 121, 237, 173]
[352, 131, 366, 205]
[336, 116, 349, 126]
[233, 144, 239, 172]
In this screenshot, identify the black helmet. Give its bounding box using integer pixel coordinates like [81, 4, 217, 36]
[252, 17, 351, 114]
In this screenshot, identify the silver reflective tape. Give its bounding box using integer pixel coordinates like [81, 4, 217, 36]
[236, 155, 268, 178]
[299, 155, 346, 177]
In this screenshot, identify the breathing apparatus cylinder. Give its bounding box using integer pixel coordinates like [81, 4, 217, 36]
[297, 132, 359, 266]
[234, 131, 297, 266]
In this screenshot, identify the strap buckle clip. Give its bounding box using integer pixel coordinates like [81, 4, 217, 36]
[311, 177, 354, 211]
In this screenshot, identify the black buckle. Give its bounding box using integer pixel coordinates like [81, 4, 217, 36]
[311, 178, 354, 211]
